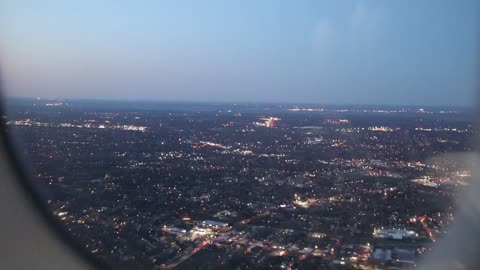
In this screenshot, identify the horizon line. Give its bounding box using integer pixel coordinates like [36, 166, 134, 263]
[3, 95, 473, 109]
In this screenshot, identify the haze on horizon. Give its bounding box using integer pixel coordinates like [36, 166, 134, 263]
[0, 1, 478, 106]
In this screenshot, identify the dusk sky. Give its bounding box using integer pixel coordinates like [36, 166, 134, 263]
[0, 1, 478, 105]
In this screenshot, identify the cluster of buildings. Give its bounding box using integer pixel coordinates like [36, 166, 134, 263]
[254, 117, 281, 128]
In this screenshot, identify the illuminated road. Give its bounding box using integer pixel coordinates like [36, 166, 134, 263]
[237, 210, 271, 225]
[418, 215, 435, 242]
[160, 211, 271, 269]
[161, 240, 211, 269]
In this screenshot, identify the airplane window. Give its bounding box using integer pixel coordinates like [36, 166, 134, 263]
[0, 1, 478, 269]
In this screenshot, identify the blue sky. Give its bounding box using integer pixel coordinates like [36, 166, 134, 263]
[0, 1, 478, 105]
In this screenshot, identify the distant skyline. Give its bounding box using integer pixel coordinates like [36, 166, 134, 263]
[5, 96, 475, 109]
[1, 1, 479, 106]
